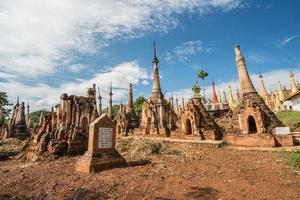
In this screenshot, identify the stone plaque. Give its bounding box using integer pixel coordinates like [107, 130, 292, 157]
[98, 127, 113, 148]
[275, 127, 291, 135]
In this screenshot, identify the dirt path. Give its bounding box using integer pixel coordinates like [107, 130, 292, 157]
[0, 138, 299, 200]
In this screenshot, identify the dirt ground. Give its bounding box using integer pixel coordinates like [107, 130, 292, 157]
[0, 137, 300, 200]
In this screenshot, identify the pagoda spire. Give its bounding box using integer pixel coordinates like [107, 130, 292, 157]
[16, 96, 20, 107]
[289, 72, 299, 94]
[97, 86, 102, 115]
[126, 83, 136, 113]
[228, 85, 236, 110]
[218, 91, 222, 104]
[108, 82, 113, 119]
[26, 99, 30, 116]
[234, 45, 256, 95]
[175, 96, 179, 114]
[222, 91, 228, 103]
[170, 92, 174, 110]
[211, 80, 219, 104]
[277, 81, 285, 101]
[181, 97, 185, 111]
[151, 42, 163, 101]
[258, 73, 269, 97]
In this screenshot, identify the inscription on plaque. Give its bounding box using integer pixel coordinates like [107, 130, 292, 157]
[98, 127, 113, 148]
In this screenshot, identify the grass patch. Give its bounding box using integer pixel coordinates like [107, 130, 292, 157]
[276, 111, 300, 130]
[0, 138, 27, 160]
[276, 151, 300, 169]
[116, 137, 183, 157]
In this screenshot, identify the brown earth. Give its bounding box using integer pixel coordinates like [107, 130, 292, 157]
[0, 137, 300, 200]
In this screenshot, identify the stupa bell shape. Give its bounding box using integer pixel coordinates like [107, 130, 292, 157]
[234, 45, 256, 95]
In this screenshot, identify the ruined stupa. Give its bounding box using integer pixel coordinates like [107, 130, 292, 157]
[0, 99, 30, 140]
[180, 81, 223, 140]
[234, 45, 283, 134]
[115, 83, 140, 135]
[27, 85, 99, 156]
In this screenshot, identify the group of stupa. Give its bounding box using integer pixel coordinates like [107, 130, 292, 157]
[0, 43, 298, 157]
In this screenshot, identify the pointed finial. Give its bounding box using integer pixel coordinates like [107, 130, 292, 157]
[109, 81, 113, 96]
[152, 41, 159, 63]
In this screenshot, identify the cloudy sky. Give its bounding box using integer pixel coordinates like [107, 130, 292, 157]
[0, 0, 300, 110]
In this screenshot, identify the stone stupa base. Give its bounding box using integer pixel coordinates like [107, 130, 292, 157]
[75, 150, 126, 174]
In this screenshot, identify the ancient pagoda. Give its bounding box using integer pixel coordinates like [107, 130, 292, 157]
[234, 45, 283, 134]
[180, 80, 223, 140]
[115, 83, 140, 135]
[140, 42, 177, 134]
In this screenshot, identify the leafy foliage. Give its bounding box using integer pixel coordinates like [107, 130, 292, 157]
[0, 92, 12, 118]
[197, 70, 209, 80]
[134, 96, 147, 116]
[101, 104, 120, 119]
[29, 109, 51, 127]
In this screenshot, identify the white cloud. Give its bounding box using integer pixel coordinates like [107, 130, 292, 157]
[246, 52, 276, 64]
[164, 40, 211, 62]
[1, 60, 149, 111]
[0, 0, 241, 77]
[69, 64, 88, 73]
[167, 68, 300, 102]
[277, 34, 300, 47]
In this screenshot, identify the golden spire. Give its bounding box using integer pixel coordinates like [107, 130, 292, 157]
[277, 81, 285, 101]
[151, 42, 163, 101]
[274, 91, 282, 110]
[234, 45, 256, 95]
[228, 85, 236, 110]
[211, 80, 219, 104]
[289, 72, 299, 94]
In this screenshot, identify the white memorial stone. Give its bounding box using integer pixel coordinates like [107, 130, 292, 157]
[98, 127, 113, 148]
[275, 127, 290, 135]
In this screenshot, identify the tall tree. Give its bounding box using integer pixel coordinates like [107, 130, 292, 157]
[197, 70, 209, 101]
[134, 96, 146, 116]
[0, 92, 12, 118]
[29, 109, 50, 127]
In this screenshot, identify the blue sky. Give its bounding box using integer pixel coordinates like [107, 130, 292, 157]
[0, 0, 300, 110]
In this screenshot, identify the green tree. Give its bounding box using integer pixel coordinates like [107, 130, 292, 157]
[134, 96, 146, 116]
[197, 70, 209, 100]
[29, 109, 50, 127]
[0, 92, 12, 118]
